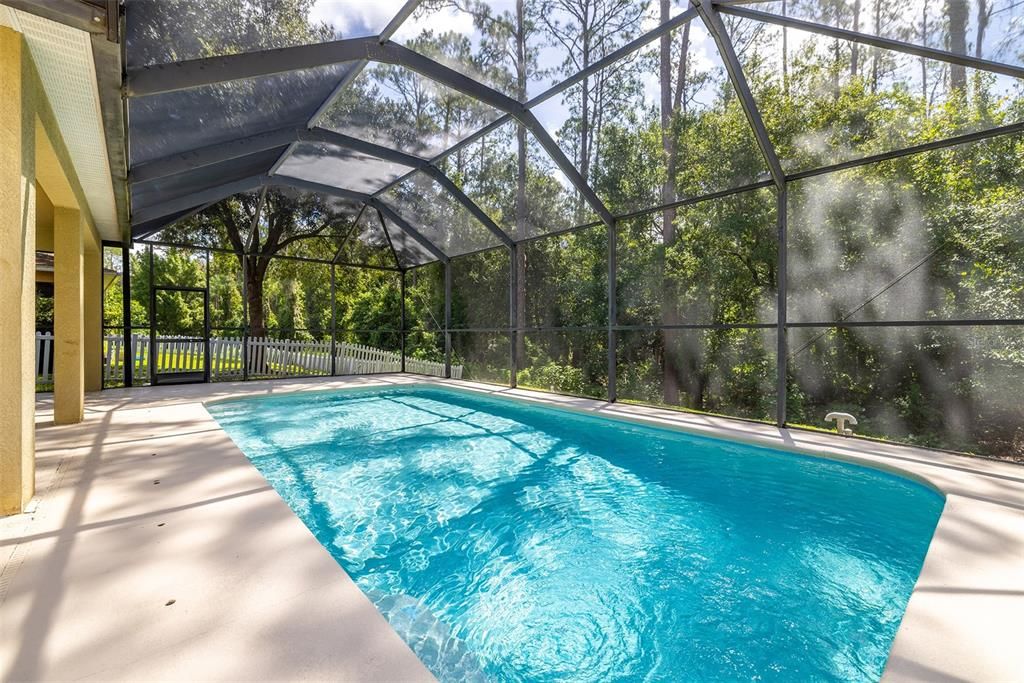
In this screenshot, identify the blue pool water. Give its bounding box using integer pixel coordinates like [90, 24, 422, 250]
[207, 386, 943, 682]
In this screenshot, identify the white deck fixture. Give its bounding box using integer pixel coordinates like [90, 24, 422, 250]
[825, 411, 858, 435]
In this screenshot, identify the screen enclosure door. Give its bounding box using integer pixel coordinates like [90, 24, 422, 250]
[150, 285, 209, 385]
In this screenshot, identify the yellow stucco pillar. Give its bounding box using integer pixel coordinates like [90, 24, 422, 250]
[84, 233, 102, 392]
[0, 27, 36, 514]
[54, 206, 85, 425]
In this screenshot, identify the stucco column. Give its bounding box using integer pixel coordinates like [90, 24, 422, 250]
[84, 235, 102, 392]
[54, 206, 85, 424]
[0, 27, 36, 514]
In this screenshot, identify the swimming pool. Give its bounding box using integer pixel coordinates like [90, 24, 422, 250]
[207, 385, 943, 682]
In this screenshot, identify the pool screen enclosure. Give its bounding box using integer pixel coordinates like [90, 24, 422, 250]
[116, 0, 1024, 460]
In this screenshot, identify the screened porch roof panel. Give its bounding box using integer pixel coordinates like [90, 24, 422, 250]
[124, 0, 1024, 267]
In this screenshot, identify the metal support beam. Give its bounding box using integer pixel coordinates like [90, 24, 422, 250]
[509, 243, 518, 388]
[307, 128, 422, 165]
[204, 249, 211, 382]
[147, 245, 155, 384]
[694, 0, 785, 188]
[131, 174, 267, 226]
[330, 206, 364, 265]
[131, 198, 219, 239]
[121, 243, 132, 387]
[375, 207, 403, 268]
[400, 269, 407, 373]
[130, 127, 296, 184]
[444, 260, 452, 379]
[776, 186, 788, 427]
[2, 0, 108, 35]
[380, 0, 422, 39]
[720, 5, 1024, 82]
[330, 263, 337, 376]
[607, 220, 617, 402]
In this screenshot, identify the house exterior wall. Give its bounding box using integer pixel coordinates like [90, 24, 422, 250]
[0, 26, 102, 515]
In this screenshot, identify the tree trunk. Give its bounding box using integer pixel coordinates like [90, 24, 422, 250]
[579, 25, 591, 190]
[782, 0, 789, 95]
[946, 0, 968, 90]
[245, 255, 267, 338]
[921, 0, 929, 107]
[514, 0, 528, 365]
[851, 0, 861, 77]
[660, 0, 681, 405]
[975, 0, 990, 58]
[872, 0, 881, 92]
[674, 22, 690, 114]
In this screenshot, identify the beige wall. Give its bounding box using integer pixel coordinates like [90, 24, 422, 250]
[0, 26, 104, 515]
[36, 183, 53, 250]
[0, 27, 36, 515]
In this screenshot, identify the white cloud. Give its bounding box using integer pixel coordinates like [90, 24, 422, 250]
[390, 5, 479, 43]
[308, 0, 408, 38]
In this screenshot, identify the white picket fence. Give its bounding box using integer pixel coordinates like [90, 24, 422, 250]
[34, 332, 460, 388]
[35, 331, 54, 386]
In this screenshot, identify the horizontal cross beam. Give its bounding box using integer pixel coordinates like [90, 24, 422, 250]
[719, 5, 1024, 81]
[130, 127, 297, 183]
[131, 174, 267, 225]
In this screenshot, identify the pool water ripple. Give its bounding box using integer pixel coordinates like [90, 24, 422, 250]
[208, 387, 943, 682]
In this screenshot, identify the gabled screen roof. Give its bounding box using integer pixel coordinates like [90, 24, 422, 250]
[124, 0, 1024, 268]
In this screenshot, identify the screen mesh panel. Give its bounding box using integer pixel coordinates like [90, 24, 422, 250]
[125, 0, 390, 67]
[616, 189, 778, 327]
[616, 328, 777, 422]
[276, 141, 415, 194]
[381, 171, 505, 258]
[440, 120, 595, 241]
[128, 64, 352, 166]
[788, 136, 1024, 323]
[787, 325, 1024, 457]
[131, 147, 285, 212]
[334, 208, 399, 268]
[318, 63, 504, 159]
[531, 19, 769, 214]
[451, 248, 510, 330]
[730, 17, 1024, 173]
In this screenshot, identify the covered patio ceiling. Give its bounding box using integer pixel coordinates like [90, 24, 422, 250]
[124, 0, 1024, 267]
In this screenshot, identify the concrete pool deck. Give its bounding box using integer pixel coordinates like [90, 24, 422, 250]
[1, 375, 1022, 681]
